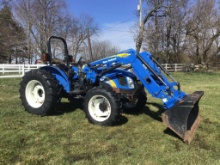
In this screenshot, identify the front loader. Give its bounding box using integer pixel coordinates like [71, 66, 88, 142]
[19, 36, 203, 144]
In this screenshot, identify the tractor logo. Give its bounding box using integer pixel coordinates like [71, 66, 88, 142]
[117, 53, 130, 57]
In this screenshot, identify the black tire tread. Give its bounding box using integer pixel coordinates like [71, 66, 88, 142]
[19, 69, 60, 115]
[123, 90, 147, 114]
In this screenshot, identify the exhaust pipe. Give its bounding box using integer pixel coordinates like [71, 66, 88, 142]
[162, 91, 204, 144]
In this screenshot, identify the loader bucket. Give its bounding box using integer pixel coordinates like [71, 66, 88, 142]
[162, 91, 204, 144]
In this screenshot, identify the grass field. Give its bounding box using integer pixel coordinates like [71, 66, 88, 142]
[0, 72, 220, 165]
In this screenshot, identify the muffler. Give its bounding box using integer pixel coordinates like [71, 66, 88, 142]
[162, 91, 204, 144]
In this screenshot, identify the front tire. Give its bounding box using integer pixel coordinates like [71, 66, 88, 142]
[19, 69, 60, 115]
[84, 87, 120, 125]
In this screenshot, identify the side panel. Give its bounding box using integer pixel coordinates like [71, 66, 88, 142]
[100, 69, 136, 90]
[40, 66, 71, 92]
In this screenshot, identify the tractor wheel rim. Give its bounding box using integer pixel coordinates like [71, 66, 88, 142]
[88, 95, 111, 122]
[25, 80, 45, 108]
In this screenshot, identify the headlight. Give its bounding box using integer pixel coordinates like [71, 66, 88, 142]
[126, 77, 134, 88]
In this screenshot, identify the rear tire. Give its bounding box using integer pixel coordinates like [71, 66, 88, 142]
[19, 69, 60, 115]
[84, 87, 120, 125]
[123, 90, 147, 114]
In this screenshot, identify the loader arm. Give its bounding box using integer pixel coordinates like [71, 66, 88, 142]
[86, 49, 204, 143]
[87, 49, 186, 109]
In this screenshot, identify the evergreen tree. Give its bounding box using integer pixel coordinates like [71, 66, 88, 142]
[0, 4, 26, 63]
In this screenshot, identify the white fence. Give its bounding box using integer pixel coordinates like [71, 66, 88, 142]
[162, 63, 186, 72]
[0, 64, 46, 78]
[0, 63, 187, 78]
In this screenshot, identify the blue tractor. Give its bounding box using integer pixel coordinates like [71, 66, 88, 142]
[19, 36, 203, 143]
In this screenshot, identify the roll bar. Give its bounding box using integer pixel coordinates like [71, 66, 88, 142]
[47, 36, 69, 66]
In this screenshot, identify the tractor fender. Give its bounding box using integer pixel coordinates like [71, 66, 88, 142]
[40, 66, 70, 92]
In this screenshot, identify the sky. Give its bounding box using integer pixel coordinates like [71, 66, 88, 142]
[66, 0, 139, 50]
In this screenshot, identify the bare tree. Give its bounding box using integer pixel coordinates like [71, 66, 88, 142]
[136, 0, 189, 62]
[91, 40, 119, 61]
[14, 1, 98, 63]
[185, 0, 220, 66]
[68, 14, 99, 62]
[143, 0, 220, 66]
[14, 0, 69, 61]
[136, 0, 167, 53]
[164, 0, 189, 62]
